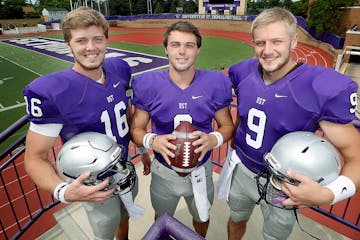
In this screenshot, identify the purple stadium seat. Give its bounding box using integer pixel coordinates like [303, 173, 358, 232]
[142, 212, 205, 240]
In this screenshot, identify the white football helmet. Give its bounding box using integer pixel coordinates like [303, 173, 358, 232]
[256, 131, 341, 209]
[56, 132, 136, 195]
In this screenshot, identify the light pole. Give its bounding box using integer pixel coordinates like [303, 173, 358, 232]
[147, 0, 152, 14]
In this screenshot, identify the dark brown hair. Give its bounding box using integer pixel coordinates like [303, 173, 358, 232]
[163, 21, 202, 48]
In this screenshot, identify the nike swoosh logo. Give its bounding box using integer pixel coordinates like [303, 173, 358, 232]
[192, 95, 203, 100]
[275, 93, 288, 98]
[113, 82, 121, 88]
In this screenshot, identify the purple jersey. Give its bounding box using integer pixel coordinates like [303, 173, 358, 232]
[229, 58, 358, 173]
[23, 57, 132, 157]
[132, 69, 233, 167]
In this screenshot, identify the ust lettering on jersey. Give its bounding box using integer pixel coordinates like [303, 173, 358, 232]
[256, 97, 266, 105]
[179, 102, 188, 109]
[106, 94, 115, 103]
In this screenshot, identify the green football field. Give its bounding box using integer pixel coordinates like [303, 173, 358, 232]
[0, 31, 253, 151]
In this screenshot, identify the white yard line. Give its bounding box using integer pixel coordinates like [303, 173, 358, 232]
[0, 55, 42, 76]
[0, 102, 26, 112]
[0, 55, 41, 112]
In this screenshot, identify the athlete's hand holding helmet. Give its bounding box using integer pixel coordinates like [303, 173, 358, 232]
[257, 131, 341, 209]
[55, 132, 136, 203]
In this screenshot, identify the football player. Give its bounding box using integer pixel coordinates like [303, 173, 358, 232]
[218, 7, 360, 240]
[130, 21, 234, 237]
[23, 7, 150, 240]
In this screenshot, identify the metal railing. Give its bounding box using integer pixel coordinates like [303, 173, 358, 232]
[0, 116, 61, 240]
[0, 116, 359, 239]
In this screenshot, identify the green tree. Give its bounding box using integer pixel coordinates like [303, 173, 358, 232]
[183, 0, 197, 14]
[289, 0, 308, 19]
[283, 0, 292, 9]
[170, 0, 178, 13]
[37, 0, 70, 11]
[307, 0, 357, 36]
[133, 0, 147, 14]
[0, 0, 26, 19]
[109, 0, 132, 16]
[247, 0, 282, 14]
[153, 0, 164, 13]
[267, 0, 281, 8]
[163, 0, 172, 13]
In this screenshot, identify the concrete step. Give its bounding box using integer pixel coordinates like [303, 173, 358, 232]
[53, 203, 92, 240]
[36, 203, 94, 240]
[54, 203, 93, 240]
[36, 224, 69, 240]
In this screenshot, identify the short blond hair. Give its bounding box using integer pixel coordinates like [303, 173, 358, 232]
[251, 7, 297, 38]
[61, 7, 109, 43]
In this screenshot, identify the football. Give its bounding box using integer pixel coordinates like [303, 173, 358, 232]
[169, 121, 200, 176]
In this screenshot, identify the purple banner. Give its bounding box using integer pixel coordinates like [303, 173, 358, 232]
[1, 37, 168, 75]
